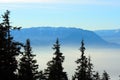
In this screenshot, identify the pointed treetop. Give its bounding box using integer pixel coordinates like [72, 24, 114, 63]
[53, 38, 60, 50]
[2, 10, 10, 27]
[24, 39, 32, 55]
[1, 10, 22, 30]
[26, 39, 30, 46]
[80, 40, 86, 56]
[81, 40, 84, 47]
[25, 39, 30, 49]
[56, 38, 59, 45]
[2, 10, 10, 19]
[52, 38, 62, 56]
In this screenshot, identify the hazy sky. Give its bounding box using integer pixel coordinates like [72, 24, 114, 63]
[0, 0, 120, 30]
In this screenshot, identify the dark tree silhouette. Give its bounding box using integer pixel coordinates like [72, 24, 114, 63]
[18, 39, 40, 80]
[93, 72, 101, 80]
[101, 71, 110, 80]
[44, 38, 68, 80]
[39, 71, 47, 80]
[87, 56, 94, 80]
[0, 10, 22, 80]
[72, 40, 88, 80]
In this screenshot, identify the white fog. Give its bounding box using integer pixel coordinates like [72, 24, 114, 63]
[33, 46, 120, 80]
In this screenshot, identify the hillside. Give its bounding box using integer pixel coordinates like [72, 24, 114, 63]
[95, 29, 120, 44]
[11, 27, 120, 48]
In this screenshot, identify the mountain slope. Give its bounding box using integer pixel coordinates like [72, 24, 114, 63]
[95, 29, 120, 44]
[11, 27, 120, 48]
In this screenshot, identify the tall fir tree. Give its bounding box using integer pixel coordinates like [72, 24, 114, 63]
[44, 39, 68, 80]
[0, 10, 22, 80]
[72, 40, 88, 80]
[18, 39, 40, 80]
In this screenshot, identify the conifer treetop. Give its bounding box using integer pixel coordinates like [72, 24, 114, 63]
[53, 38, 62, 56]
[80, 40, 86, 56]
[2, 10, 10, 27]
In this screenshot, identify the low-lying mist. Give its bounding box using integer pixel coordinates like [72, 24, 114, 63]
[32, 46, 120, 80]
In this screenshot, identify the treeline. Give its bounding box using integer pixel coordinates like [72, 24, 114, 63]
[0, 10, 113, 80]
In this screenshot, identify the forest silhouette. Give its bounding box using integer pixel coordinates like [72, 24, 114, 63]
[0, 10, 115, 80]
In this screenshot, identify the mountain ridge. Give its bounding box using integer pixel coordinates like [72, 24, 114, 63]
[11, 27, 120, 48]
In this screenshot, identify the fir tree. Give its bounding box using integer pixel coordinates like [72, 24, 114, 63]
[72, 40, 88, 80]
[39, 71, 47, 80]
[101, 71, 110, 80]
[87, 56, 94, 80]
[44, 39, 68, 80]
[18, 39, 40, 80]
[0, 10, 22, 80]
[93, 72, 101, 80]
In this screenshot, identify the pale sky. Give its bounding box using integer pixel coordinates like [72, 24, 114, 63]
[0, 0, 120, 30]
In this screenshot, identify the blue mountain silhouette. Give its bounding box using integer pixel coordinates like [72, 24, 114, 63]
[11, 27, 120, 48]
[95, 29, 120, 45]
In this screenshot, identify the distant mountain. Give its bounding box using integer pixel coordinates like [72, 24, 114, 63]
[95, 29, 120, 44]
[11, 27, 120, 48]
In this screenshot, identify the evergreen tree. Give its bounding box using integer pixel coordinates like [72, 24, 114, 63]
[44, 39, 68, 80]
[72, 40, 88, 80]
[93, 72, 101, 80]
[0, 10, 22, 80]
[39, 71, 47, 80]
[87, 56, 94, 80]
[101, 71, 110, 80]
[18, 39, 40, 80]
